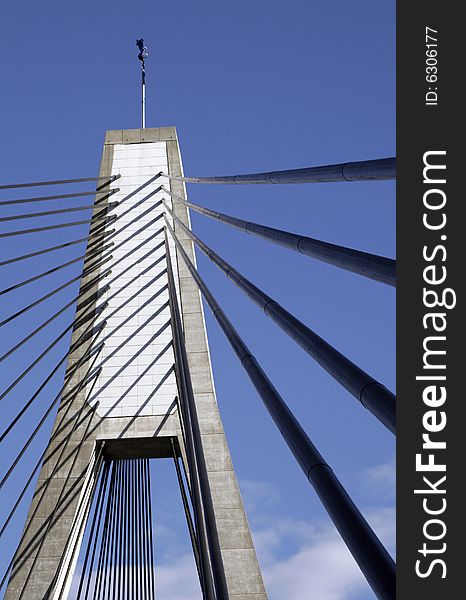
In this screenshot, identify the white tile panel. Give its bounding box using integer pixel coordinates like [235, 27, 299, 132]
[89, 142, 178, 417]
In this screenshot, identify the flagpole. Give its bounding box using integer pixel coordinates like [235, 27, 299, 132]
[136, 39, 148, 129]
[142, 64, 146, 129]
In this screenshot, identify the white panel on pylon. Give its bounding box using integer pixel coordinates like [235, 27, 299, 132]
[89, 142, 179, 417]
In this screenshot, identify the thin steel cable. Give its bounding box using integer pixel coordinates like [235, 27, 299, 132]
[112, 461, 123, 600]
[174, 400, 210, 599]
[97, 271, 167, 337]
[0, 212, 115, 238]
[161, 157, 396, 184]
[54, 365, 174, 486]
[87, 215, 114, 240]
[113, 185, 161, 222]
[106, 234, 166, 292]
[124, 461, 130, 600]
[115, 459, 125, 600]
[0, 226, 114, 268]
[92, 173, 161, 217]
[102, 461, 118, 600]
[109, 172, 162, 208]
[143, 459, 151, 600]
[74, 173, 161, 243]
[0, 299, 107, 440]
[137, 460, 143, 600]
[1, 174, 160, 273]
[103, 201, 163, 252]
[89, 459, 115, 599]
[0, 279, 109, 365]
[164, 208, 396, 434]
[24, 333, 104, 480]
[162, 189, 396, 287]
[0, 342, 103, 544]
[16, 403, 100, 600]
[86, 225, 115, 252]
[123, 461, 130, 600]
[75, 461, 110, 599]
[131, 460, 136, 600]
[0, 354, 103, 494]
[115, 461, 124, 600]
[165, 232, 218, 600]
[49, 358, 102, 453]
[0, 303, 106, 412]
[139, 459, 146, 600]
[87, 343, 173, 441]
[105, 248, 165, 304]
[167, 222, 396, 600]
[0, 296, 106, 404]
[117, 460, 126, 600]
[95, 460, 117, 598]
[114, 459, 125, 599]
[75, 224, 165, 309]
[0, 174, 120, 191]
[93, 462, 116, 600]
[72, 202, 164, 286]
[116, 459, 125, 600]
[135, 460, 140, 599]
[0, 262, 111, 329]
[78, 324, 172, 421]
[0, 220, 163, 401]
[0, 202, 113, 223]
[135, 460, 142, 599]
[141, 460, 148, 600]
[103, 229, 165, 291]
[0, 187, 118, 207]
[173, 399, 193, 498]
[146, 460, 156, 600]
[102, 460, 120, 600]
[124, 459, 130, 600]
[96, 177, 117, 192]
[50, 446, 106, 600]
[0, 328, 105, 490]
[86, 301, 170, 388]
[7, 198, 163, 304]
[72, 287, 171, 401]
[165, 234, 228, 600]
[0, 239, 113, 296]
[171, 440, 202, 585]
[0, 322, 104, 445]
[0, 175, 166, 592]
[0, 362, 103, 539]
[136, 460, 144, 600]
[48, 434, 105, 563]
[45, 381, 101, 452]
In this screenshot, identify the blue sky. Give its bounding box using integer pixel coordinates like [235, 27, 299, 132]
[0, 1, 395, 599]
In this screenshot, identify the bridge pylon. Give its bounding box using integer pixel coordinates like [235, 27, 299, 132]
[4, 127, 267, 600]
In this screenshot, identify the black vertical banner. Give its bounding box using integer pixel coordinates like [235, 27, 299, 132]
[397, 4, 464, 599]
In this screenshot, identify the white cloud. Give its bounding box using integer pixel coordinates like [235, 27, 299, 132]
[155, 554, 201, 600]
[149, 461, 396, 600]
[151, 505, 395, 600]
[240, 479, 279, 514]
[263, 529, 364, 600]
[239, 467, 395, 600]
[356, 457, 396, 504]
[258, 507, 395, 600]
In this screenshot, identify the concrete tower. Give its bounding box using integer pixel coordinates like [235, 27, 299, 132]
[5, 128, 267, 599]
